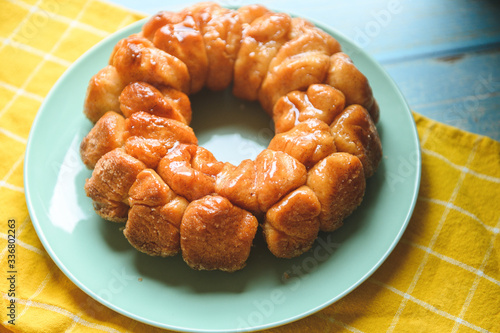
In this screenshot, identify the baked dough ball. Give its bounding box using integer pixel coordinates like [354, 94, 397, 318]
[80, 111, 125, 169]
[233, 12, 292, 100]
[124, 111, 197, 143]
[330, 104, 382, 178]
[123, 138, 169, 170]
[128, 169, 176, 206]
[85, 148, 146, 222]
[216, 149, 307, 215]
[272, 84, 345, 133]
[326, 52, 379, 122]
[215, 160, 259, 214]
[263, 186, 321, 258]
[254, 149, 307, 211]
[307, 152, 366, 231]
[157, 144, 224, 202]
[268, 118, 336, 169]
[258, 20, 342, 113]
[124, 169, 187, 256]
[186, 2, 243, 91]
[237, 4, 269, 27]
[119, 82, 191, 124]
[111, 34, 190, 93]
[153, 15, 208, 94]
[180, 195, 258, 271]
[83, 65, 125, 123]
[142, 11, 185, 41]
[122, 112, 197, 169]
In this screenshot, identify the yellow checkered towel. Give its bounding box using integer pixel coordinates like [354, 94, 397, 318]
[1, 0, 499, 332]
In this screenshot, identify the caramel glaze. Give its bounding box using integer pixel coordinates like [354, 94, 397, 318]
[81, 2, 382, 271]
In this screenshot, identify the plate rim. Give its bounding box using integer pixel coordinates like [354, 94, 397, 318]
[24, 12, 421, 333]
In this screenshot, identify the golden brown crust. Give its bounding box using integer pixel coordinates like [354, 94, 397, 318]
[157, 144, 223, 202]
[153, 15, 208, 94]
[268, 118, 336, 169]
[119, 82, 191, 124]
[80, 111, 125, 169]
[263, 185, 320, 258]
[216, 149, 308, 215]
[215, 160, 259, 214]
[258, 20, 342, 113]
[124, 111, 197, 144]
[124, 169, 188, 257]
[111, 34, 190, 93]
[83, 66, 125, 123]
[123, 137, 174, 170]
[254, 149, 307, 212]
[159, 87, 193, 124]
[233, 12, 292, 100]
[307, 153, 366, 231]
[186, 3, 243, 91]
[124, 204, 181, 256]
[237, 4, 270, 27]
[128, 169, 176, 207]
[272, 84, 345, 133]
[119, 82, 191, 125]
[326, 52, 379, 123]
[142, 11, 185, 41]
[180, 195, 258, 271]
[330, 104, 382, 178]
[84, 148, 146, 222]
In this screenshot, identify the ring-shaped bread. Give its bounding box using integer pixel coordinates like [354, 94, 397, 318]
[80, 2, 382, 271]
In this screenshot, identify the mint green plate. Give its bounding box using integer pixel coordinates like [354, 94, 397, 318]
[25, 16, 420, 332]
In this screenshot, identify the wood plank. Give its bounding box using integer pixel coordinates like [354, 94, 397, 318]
[283, 0, 500, 64]
[382, 49, 500, 140]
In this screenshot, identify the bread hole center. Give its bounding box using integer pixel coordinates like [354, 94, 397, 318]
[190, 88, 274, 165]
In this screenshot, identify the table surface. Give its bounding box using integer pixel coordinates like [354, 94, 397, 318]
[109, 0, 500, 141]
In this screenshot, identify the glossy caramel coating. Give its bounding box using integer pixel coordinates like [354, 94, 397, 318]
[257, 19, 342, 113]
[80, 111, 125, 169]
[237, 4, 269, 27]
[153, 15, 208, 94]
[268, 118, 336, 169]
[123, 137, 172, 169]
[128, 169, 176, 207]
[84, 148, 146, 222]
[258, 23, 341, 113]
[124, 169, 187, 256]
[331, 104, 382, 178]
[180, 195, 258, 271]
[215, 160, 259, 214]
[216, 149, 307, 214]
[326, 52, 379, 122]
[263, 186, 320, 258]
[307, 152, 366, 231]
[124, 111, 197, 144]
[233, 12, 292, 100]
[119, 82, 191, 124]
[111, 34, 190, 93]
[254, 149, 307, 212]
[83, 65, 125, 123]
[273, 84, 345, 133]
[142, 11, 185, 41]
[157, 144, 224, 202]
[122, 112, 197, 168]
[186, 3, 243, 91]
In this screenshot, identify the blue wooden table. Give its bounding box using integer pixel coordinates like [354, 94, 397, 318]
[110, 0, 500, 141]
